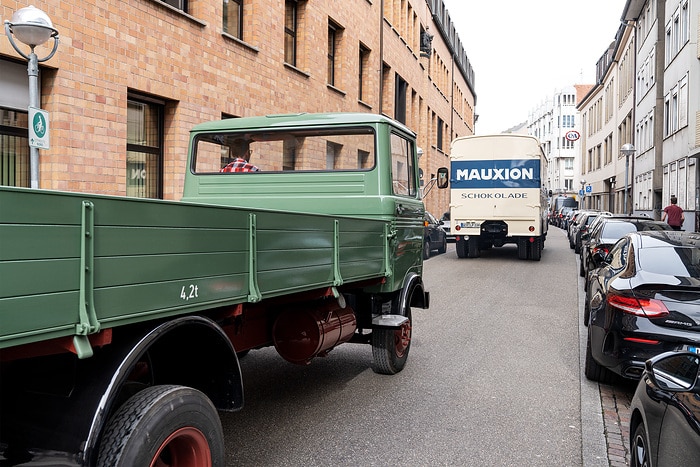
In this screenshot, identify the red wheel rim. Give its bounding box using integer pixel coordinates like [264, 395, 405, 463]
[150, 427, 212, 467]
[394, 320, 412, 357]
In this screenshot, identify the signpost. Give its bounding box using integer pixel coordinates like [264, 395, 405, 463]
[28, 106, 50, 149]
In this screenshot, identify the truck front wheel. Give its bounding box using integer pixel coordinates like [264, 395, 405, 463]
[97, 385, 225, 467]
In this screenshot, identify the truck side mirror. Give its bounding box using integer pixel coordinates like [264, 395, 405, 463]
[437, 167, 449, 189]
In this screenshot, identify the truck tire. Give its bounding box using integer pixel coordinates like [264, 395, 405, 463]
[455, 238, 467, 258]
[529, 238, 542, 261]
[97, 385, 225, 467]
[517, 239, 528, 260]
[372, 282, 416, 375]
[466, 237, 480, 258]
[372, 307, 412, 375]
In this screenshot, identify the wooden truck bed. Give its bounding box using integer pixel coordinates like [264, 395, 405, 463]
[0, 186, 391, 351]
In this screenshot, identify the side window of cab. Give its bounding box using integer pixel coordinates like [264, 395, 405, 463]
[390, 132, 416, 197]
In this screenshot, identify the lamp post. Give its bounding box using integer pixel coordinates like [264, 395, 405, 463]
[620, 144, 636, 215]
[5, 5, 59, 189]
[580, 179, 586, 209]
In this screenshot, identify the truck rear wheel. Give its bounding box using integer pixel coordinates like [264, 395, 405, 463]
[97, 385, 225, 467]
[529, 238, 542, 261]
[466, 237, 480, 258]
[456, 238, 467, 258]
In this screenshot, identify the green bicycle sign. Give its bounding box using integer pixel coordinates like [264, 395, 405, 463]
[29, 107, 50, 149]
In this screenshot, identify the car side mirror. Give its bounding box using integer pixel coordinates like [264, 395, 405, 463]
[581, 233, 590, 241]
[647, 351, 700, 391]
[437, 167, 449, 189]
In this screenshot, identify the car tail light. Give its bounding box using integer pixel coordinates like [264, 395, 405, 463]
[607, 293, 670, 318]
[592, 246, 609, 256]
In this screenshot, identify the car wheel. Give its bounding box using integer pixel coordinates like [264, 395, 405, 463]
[579, 256, 586, 277]
[456, 238, 467, 258]
[423, 239, 431, 260]
[97, 385, 225, 467]
[584, 330, 615, 384]
[438, 236, 447, 254]
[630, 422, 650, 467]
[583, 294, 591, 327]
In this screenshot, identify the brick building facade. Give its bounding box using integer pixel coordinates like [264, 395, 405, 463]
[1, 0, 475, 216]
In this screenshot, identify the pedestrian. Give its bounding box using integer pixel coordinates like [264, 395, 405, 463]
[220, 140, 260, 172]
[661, 195, 684, 230]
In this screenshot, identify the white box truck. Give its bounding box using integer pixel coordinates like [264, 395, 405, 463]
[436, 134, 549, 260]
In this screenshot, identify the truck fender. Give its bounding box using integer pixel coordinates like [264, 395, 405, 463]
[0, 316, 242, 465]
[82, 315, 243, 464]
[400, 272, 429, 310]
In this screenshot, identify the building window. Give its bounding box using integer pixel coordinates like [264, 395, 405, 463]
[327, 21, 338, 86]
[162, 0, 186, 12]
[127, 97, 164, 199]
[0, 107, 29, 187]
[223, 0, 243, 39]
[284, 1, 298, 66]
[358, 44, 370, 102]
[437, 117, 444, 150]
[395, 74, 407, 124]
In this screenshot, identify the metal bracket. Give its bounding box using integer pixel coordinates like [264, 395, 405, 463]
[75, 201, 100, 359]
[371, 314, 409, 329]
[247, 213, 262, 303]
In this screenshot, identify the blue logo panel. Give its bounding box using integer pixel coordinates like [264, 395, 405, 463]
[450, 159, 541, 189]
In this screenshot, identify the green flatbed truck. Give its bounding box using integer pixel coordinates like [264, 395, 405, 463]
[0, 113, 429, 466]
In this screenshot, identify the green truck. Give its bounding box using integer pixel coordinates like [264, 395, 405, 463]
[0, 113, 430, 466]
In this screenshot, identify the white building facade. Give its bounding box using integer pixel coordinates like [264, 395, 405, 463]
[576, 0, 699, 231]
[528, 86, 589, 198]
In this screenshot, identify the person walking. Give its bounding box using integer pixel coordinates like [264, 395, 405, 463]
[661, 195, 685, 230]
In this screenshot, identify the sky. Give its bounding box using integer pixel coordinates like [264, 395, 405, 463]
[440, 0, 629, 135]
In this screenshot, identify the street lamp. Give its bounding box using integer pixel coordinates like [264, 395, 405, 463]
[5, 5, 59, 189]
[620, 143, 636, 215]
[580, 179, 586, 209]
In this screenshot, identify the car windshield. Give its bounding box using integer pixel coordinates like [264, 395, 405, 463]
[638, 247, 700, 277]
[601, 222, 637, 239]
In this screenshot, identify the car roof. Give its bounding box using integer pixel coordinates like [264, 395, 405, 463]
[631, 230, 700, 248]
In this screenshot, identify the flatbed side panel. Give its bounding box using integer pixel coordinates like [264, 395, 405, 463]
[0, 187, 390, 350]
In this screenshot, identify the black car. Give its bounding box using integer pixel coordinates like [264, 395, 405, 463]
[629, 351, 700, 466]
[570, 210, 608, 253]
[584, 231, 700, 383]
[580, 216, 671, 280]
[424, 211, 447, 259]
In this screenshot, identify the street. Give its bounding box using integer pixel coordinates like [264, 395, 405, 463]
[221, 229, 631, 466]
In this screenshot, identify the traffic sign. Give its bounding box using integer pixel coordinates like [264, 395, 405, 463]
[565, 130, 580, 142]
[585, 185, 592, 193]
[28, 107, 50, 149]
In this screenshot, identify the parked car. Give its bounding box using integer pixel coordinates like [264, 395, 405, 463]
[579, 216, 672, 280]
[584, 231, 700, 383]
[440, 211, 455, 243]
[629, 351, 700, 466]
[555, 206, 576, 229]
[424, 211, 447, 259]
[569, 210, 599, 251]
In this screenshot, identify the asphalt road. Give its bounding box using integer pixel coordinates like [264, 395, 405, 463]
[221, 229, 604, 466]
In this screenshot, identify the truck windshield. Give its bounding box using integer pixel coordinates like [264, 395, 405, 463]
[193, 127, 376, 174]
